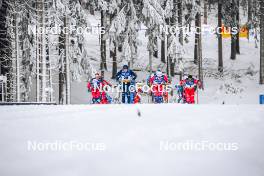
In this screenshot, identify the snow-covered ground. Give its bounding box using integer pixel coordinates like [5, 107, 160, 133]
[0, 104, 264, 176]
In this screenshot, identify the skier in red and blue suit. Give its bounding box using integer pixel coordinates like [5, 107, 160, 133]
[149, 70, 169, 103]
[87, 73, 112, 104]
[178, 75, 201, 104]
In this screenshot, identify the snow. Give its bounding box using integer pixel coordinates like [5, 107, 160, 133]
[0, 104, 264, 176]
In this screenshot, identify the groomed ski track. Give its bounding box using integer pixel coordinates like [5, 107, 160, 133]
[0, 104, 263, 176]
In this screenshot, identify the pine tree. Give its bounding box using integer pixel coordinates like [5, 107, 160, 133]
[55, 0, 91, 104]
[107, 0, 140, 77]
[142, 0, 165, 73]
[1, 0, 24, 102]
[0, 1, 8, 78]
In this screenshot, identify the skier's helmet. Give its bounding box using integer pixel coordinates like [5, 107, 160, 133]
[187, 75, 193, 81]
[122, 65, 129, 73]
[123, 65, 129, 69]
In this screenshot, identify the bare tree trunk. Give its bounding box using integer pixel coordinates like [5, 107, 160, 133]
[58, 71, 64, 104]
[167, 56, 171, 77]
[111, 40, 117, 79]
[131, 39, 137, 70]
[204, 0, 208, 24]
[41, 0, 47, 102]
[169, 0, 177, 77]
[236, 0, 240, 54]
[194, 11, 199, 64]
[110, 13, 117, 79]
[230, 0, 237, 60]
[218, 0, 223, 73]
[153, 37, 158, 58]
[171, 61, 175, 77]
[260, 0, 264, 84]
[248, 0, 252, 28]
[58, 26, 64, 104]
[161, 37, 166, 63]
[14, 11, 20, 102]
[45, 30, 52, 102]
[161, 0, 167, 64]
[149, 36, 153, 74]
[149, 51, 153, 74]
[36, 0, 40, 102]
[100, 10, 107, 77]
[178, 0, 183, 78]
[58, 12, 70, 104]
[48, 57, 53, 102]
[64, 13, 71, 104]
[164, 20, 169, 77]
[178, 0, 183, 45]
[89, 1, 95, 15]
[231, 35, 237, 60]
[198, 31, 203, 89]
[197, 0, 203, 89]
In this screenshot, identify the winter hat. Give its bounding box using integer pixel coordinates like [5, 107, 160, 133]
[123, 65, 129, 69]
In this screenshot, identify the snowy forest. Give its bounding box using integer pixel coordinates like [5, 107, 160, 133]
[0, 0, 264, 104]
[1, 1, 264, 174]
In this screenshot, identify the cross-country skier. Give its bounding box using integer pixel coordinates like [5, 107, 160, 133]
[87, 73, 112, 104]
[148, 70, 169, 103]
[115, 65, 137, 104]
[175, 84, 184, 103]
[130, 85, 142, 104]
[178, 75, 201, 104]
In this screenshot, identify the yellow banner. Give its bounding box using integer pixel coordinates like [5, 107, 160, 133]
[221, 25, 248, 38]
